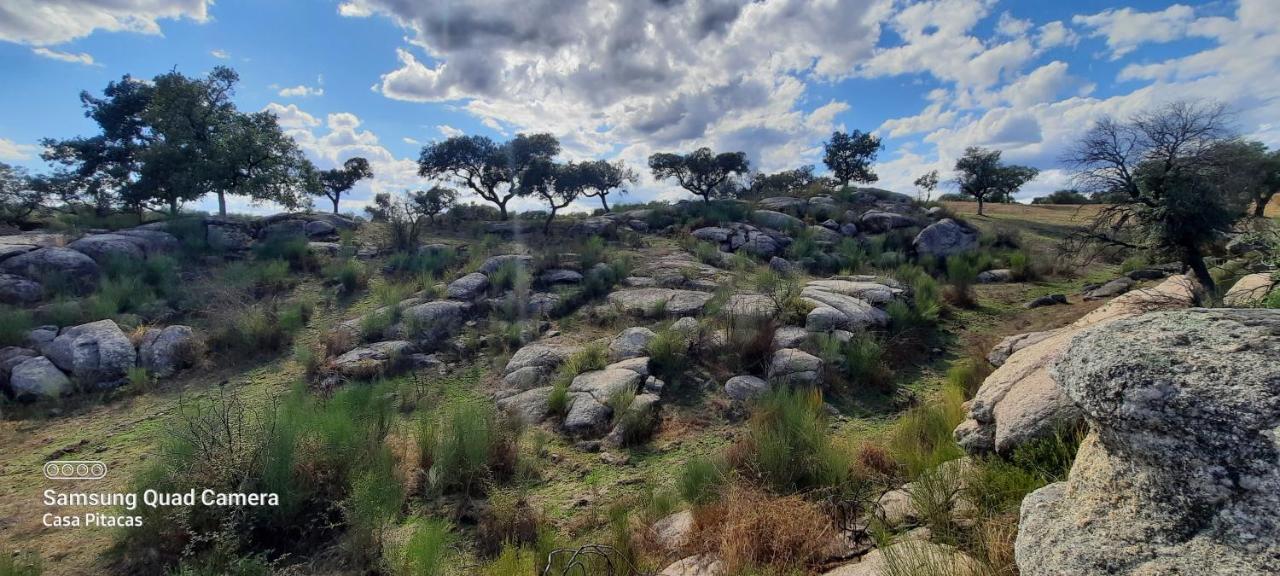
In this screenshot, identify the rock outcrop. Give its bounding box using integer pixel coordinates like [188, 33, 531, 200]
[1016, 308, 1280, 576]
[44, 319, 136, 383]
[1223, 272, 1276, 307]
[0, 247, 99, 291]
[955, 276, 1197, 454]
[138, 325, 197, 377]
[608, 288, 714, 318]
[912, 218, 977, 258]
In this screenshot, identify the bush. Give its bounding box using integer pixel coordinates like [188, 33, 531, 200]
[1007, 250, 1037, 281]
[325, 258, 369, 295]
[208, 299, 312, 357]
[477, 489, 544, 557]
[418, 394, 522, 496]
[680, 456, 727, 505]
[887, 384, 966, 478]
[0, 306, 33, 347]
[815, 332, 891, 393]
[388, 517, 455, 576]
[944, 256, 980, 307]
[385, 246, 459, 279]
[253, 234, 314, 270]
[345, 449, 405, 560]
[946, 358, 990, 398]
[731, 388, 849, 493]
[647, 328, 689, 381]
[547, 380, 570, 417]
[689, 485, 835, 574]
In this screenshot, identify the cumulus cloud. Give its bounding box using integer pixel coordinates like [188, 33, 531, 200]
[1072, 4, 1196, 60]
[31, 47, 99, 66]
[278, 84, 324, 98]
[262, 103, 319, 129]
[343, 0, 890, 195]
[0, 0, 210, 46]
[210, 48, 229, 59]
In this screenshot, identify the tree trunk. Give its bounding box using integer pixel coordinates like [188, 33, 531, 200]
[1255, 196, 1270, 217]
[497, 200, 509, 221]
[976, 195, 985, 216]
[217, 191, 227, 217]
[599, 194, 610, 213]
[169, 197, 178, 216]
[332, 195, 340, 214]
[1184, 245, 1215, 295]
[544, 208, 557, 233]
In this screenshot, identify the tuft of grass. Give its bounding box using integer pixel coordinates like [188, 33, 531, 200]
[325, 258, 369, 295]
[0, 549, 42, 576]
[887, 384, 966, 478]
[547, 380, 570, 417]
[647, 328, 689, 381]
[679, 456, 727, 505]
[689, 485, 835, 574]
[418, 393, 522, 496]
[345, 449, 405, 561]
[0, 306, 34, 347]
[731, 388, 850, 494]
[389, 517, 455, 576]
[126, 366, 152, 391]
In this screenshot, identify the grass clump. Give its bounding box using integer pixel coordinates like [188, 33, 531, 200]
[0, 306, 34, 347]
[647, 328, 689, 381]
[208, 299, 313, 357]
[418, 392, 523, 496]
[0, 550, 42, 576]
[386, 517, 455, 576]
[679, 455, 728, 505]
[730, 388, 849, 494]
[887, 384, 966, 478]
[688, 486, 835, 574]
[324, 258, 369, 295]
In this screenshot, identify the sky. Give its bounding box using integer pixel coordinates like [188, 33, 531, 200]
[1, 0, 1278, 216]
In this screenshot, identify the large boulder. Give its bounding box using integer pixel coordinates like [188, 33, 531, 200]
[67, 234, 146, 263]
[502, 340, 580, 390]
[722, 293, 779, 320]
[0, 243, 37, 263]
[44, 320, 136, 383]
[608, 288, 714, 318]
[1082, 276, 1134, 300]
[912, 218, 977, 258]
[751, 209, 804, 231]
[801, 284, 890, 332]
[0, 272, 42, 304]
[138, 325, 197, 377]
[116, 229, 180, 255]
[986, 330, 1054, 367]
[1223, 272, 1276, 307]
[564, 368, 643, 436]
[768, 348, 822, 385]
[858, 210, 916, 233]
[609, 327, 656, 361]
[478, 254, 533, 275]
[0, 247, 99, 290]
[7, 356, 72, 401]
[496, 386, 554, 423]
[396, 301, 471, 345]
[329, 340, 415, 379]
[206, 219, 255, 251]
[954, 276, 1197, 455]
[805, 279, 902, 306]
[446, 272, 489, 301]
[807, 225, 842, 245]
[724, 374, 769, 402]
[1016, 309, 1280, 576]
[757, 196, 808, 215]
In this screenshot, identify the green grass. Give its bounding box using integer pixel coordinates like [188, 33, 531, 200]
[679, 455, 727, 505]
[0, 306, 34, 347]
[887, 384, 967, 478]
[325, 258, 369, 295]
[735, 388, 850, 494]
[0, 549, 42, 576]
[388, 517, 455, 576]
[418, 393, 522, 496]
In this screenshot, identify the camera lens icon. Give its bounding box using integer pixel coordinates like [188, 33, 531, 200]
[44, 460, 107, 480]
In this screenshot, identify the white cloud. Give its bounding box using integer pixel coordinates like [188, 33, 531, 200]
[31, 47, 98, 66]
[1036, 21, 1078, 50]
[1072, 4, 1196, 60]
[210, 48, 229, 59]
[278, 84, 324, 98]
[996, 12, 1031, 38]
[262, 103, 319, 129]
[0, 0, 211, 46]
[436, 125, 463, 138]
[402, 137, 421, 145]
[0, 137, 41, 161]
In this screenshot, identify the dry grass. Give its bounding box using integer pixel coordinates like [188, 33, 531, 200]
[688, 485, 836, 573]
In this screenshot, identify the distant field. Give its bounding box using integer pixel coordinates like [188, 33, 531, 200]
[942, 201, 1101, 250]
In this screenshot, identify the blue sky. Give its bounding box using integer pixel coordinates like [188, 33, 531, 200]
[1, 0, 1277, 215]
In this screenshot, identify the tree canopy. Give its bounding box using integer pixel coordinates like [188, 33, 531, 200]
[418, 133, 559, 220]
[823, 130, 882, 188]
[952, 147, 1039, 215]
[315, 157, 374, 214]
[573, 159, 637, 212]
[648, 147, 750, 203]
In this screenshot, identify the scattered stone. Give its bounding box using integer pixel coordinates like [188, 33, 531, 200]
[607, 288, 714, 318]
[138, 325, 197, 377]
[396, 301, 471, 345]
[446, 272, 489, 301]
[768, 256, 798, 274]
[540, 269, 583, 285]
[1082, 276, 1134, 300]
[838, 223, 859, 236]
[496, 386, 553, 424]
[609, 327, 656, 361]
[768, 348, 822, 385]
[651, 510, 694, 551]
[1023, 293, 1067, 309]
[986, 330, 1054, 367]
[478, 254, 533, 275]
[659, 555, 723, 576]
[913, 218, 978, 258]
[724, 374, 769, 402]
[1223, 272, 1276, 307]
[44, 319, 135, 383]
[8, 356, 72, 401]
[820, 219, 840, 230]
[976, 268, 1013, 283]
[1017, 309, 1280, 576]
[757, 196, 808, 214]
[329, 340, 414, 378]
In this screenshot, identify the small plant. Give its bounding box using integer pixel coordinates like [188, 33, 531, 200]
[325, 258, 369, 295]
[646, 328, 688, 381]
[0, 549, 42, 576]
[547, 381, 571, 417]
[887, 384, 966, 478]
[0, 306, 34, 347]
[344, 450, 405, 560]
[388, 517, 455, 576]
[944, 256, 980, 307]
[126, 366, 152, 391]
[732, 388, 850, 493]
[418, 394, 521, 496]
[679, 456, 726, 505]
[1007, 249, 1038, 281]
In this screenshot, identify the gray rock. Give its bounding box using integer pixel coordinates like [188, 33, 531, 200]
[751, 209, 804, 231]
[329, 340, 415, 378]
[564, 394, 613, 436]
[822, 541, 977, 576]
[691, 226, 733, 243]
[138, 325, 197, 378]
[976, 268, 1013, 283]
[478, 254, 533, 275]
[447, 272, 489, 301]
[1017, 309, 1280, 576]
[650, 510, 693, 551]
[0, 346, 38, 390]
[0, 247, 99, 289]
[526, 292, 561, 317]
[8, 356, 72, 401]
[768, 348, 822, 385]
[114, 229, 179, 255]
[607, 288, 714, 318]
[724, 375, 769, 402]
[502, 366, 550, 391]
[608, 357, 650, 378]
[669, 317, 701, 339]
[987, 331, 1054, 367]
[807, 225, 842, 245]
[1024, 293, 1067, 308]
[206, 220, 255, 251]
[1223, 272, 1276, 307]
[849, 187, 914, 205]
[838, 223, 859, 236]
[609, 327, 656, 361]
[603, 392, 660, 448]
[771, 326, 808, 350]
[568, 216, 617, 237]
[504, 341, 578, 375]
[306, 241, 341, 256]
[304, 220, 336, 238]
[44, 319, 136, 382]
[820, 219, 840, 230]
[25, 325, 57, 352]
[805, 279, 903, 306]
[1082, 276, 1134, 300]
[397, 301, 471, 344]
[723, 293, 779, 320]
[757, 196, 808, 214]
[540, 269, 583, 285]
[659, 555, 723, 576]
[0, 243, 37, 263]
[769, 256, 798, 275]
[913, 218, 978, 258]
[859, 210, 916, 233]
[497, 386, 553, 424]
[0, 272, 42, 304]
[802, 286, 890, 332]
[67, 233, 147, 263]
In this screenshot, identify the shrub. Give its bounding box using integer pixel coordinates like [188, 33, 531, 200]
[126, 366, 152, 391]
[386, 246, 458, 279]
[1007, 249, 1037, 281]
[388, 517, 455, 576]
[345, 449, 405, 560]
[689, 485, 835, 574]
[946, 358, 990, 398]
[1119, 254, 1150, 274]
[887, 384, 966, 478]
[679, 456, 727, 505]
[208, 299, 312, 357]
[647, 328, 689, 381]
[815, 332, 891, 393]
[944, 256, 980, 307]
[418, 395, 522, 496]
[486, 260, 531, 296]
[547, 381, 570, 417]
[0, 306, 33, 347]
[731, 388, 849, 493]
[477, 489, 544, 557]
[253, 234, 314, 270]
[1009, 426, 1085, 482]
[721, 314, 776, 374]
[578, 236, 607, 269]
[325, 258, 369, 295]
